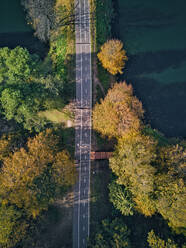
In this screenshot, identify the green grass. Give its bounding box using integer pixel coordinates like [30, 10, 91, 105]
[49, 32, 67, 79]
[91, 0, 115, 96]
[117, 0, 186, 137]
[38, 109, 74, 125]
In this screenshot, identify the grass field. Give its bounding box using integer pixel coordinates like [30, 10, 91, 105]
[116, 0, 186, 138]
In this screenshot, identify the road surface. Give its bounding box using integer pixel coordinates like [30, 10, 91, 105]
[73, 0, 92, 247]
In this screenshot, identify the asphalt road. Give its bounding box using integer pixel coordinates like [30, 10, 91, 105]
[73, 0, 92, 247]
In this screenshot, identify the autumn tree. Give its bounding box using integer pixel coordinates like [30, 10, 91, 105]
[155, 144, 186, 234]
[97, 39, 128, 75]
[93, 82, 144, 138]
[89, 218, 131, 248]
[109, 129, 186, 229]
[109, 131, 157, 216]
[0, 129, 76, 217]
[0, 136, 11, 162]
[147, 230, 178, 248]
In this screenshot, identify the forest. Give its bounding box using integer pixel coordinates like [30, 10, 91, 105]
[0, 0, 76, 247]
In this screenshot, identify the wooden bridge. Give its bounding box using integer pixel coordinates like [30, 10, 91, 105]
[90, 151, 113, 160]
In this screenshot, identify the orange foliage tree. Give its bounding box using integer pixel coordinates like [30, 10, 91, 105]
[97, 39, 128, 75]
[93, 82, 144, 138]
[0, 129, 76, 217]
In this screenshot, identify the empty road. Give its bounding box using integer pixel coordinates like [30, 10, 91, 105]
[73, 0, 92, 247]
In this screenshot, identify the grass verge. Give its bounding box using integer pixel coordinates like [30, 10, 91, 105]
[90, 0, 115, 102]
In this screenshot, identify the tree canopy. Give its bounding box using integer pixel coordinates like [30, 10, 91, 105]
[93, 82, 144, 138]
[155, 145, 186, 233]
[0, 205, 28, 248]
[0, 129, 76, 217]
[0, 46, 38, 83]
[97, 39, 128, 75]
[108, 180, 135, 216]
[109, 130, 186, 229]
[89, 218, 131, 248]
[110, 131, 157, 216]
[147, 230, 178, 248]
[0, 46, 65, 132]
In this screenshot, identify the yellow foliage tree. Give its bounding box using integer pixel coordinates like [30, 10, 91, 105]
[155, 144, 186, 232]
[0, 136, 11, 162]
[52, 150, 77, 186]
[110, 130, 157, 216]
[93, 82, 144, 138]
[0, 129, 76, 217]
[97, 39, 128, 75]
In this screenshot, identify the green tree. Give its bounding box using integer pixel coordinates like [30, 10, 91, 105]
[89, 218, 131, 248]
[0, 84, 51, 131]
[108, 180, 134, 216]
[93, 82, 144, 138]
[1, 88, 22, 120]
[0, 46, 38, 83]
[0, 205, 28, 248]
[147, 230, 178, 248]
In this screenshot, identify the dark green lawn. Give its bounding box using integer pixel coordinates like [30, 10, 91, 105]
[116, 0, 186, 138]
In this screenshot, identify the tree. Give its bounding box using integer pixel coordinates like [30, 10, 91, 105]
[97, 39, 128, 75]
[110, 131, 157, 216]
[0, 135, 11, 162]
[0, 46, 38, 83]
[0, 205, 28, 248]
[89, 218, 131, 248]
[0, 129, 76, 217]
[52, 150, 77, 187]
[0, 84, 55, 132]
[108, 180, 134, 216]
[155, 144, 186, 234]
[21, 0, 55, 42]
[93, 82, 144, 138]
[147, 230, 178, 248]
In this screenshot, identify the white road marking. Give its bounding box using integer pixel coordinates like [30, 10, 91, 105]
[83, 226, 85, 231]
[74, 0, 92, 247]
